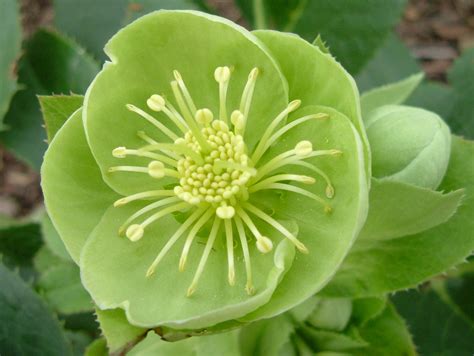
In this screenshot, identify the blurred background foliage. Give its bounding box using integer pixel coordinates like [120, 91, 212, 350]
[0, 0, 473, 355]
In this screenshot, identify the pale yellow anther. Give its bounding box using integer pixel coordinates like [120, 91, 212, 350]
[173, 70, 183, 82]
[326, 185, 335, 198]
[147, 94, 166, 112]
[256, 236, 273, 253]
[288, 99, 302, 111]
[212, 120, 229, 132]
[248, 67, 259, 80]
[214, 66, 231, 83]
[230, 110, 245, 130]
[216, 205, 235, 219]
[195, 108, 214, 125]
[295, 141, 313, 157]
[300, 175, 316, 184]
[126, 224, 144, 242]
[112, 147, 127, 158]
[148, 161, 165, 179]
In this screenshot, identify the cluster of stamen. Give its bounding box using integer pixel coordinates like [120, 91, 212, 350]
[108, 66, 340, 297]
[173, 120, 253, 218]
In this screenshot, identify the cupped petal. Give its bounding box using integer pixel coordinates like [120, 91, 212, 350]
[253, 30, 371, 183]
[240, 105, 368, 321]
[80, 202, 295, 329]
[41, 109, 119, 263]
[84, 10, 288, 196]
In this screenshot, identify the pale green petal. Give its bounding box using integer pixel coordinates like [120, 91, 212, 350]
[253, 30, 371, 183]
[241, 105, 368, 321]
[41, 109, 119, 263]
[84, 11, 288, 196]
[81, 203, 295, 329]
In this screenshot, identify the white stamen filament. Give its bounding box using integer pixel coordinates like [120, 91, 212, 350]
[234, 215, 254, 295]
[255, 148, 341, 182]
[108, 162, 179, 180]
[112, 147, 177, 167]
[140, 143, 203, 165]
[125, 202, 188, 241]
[214, 66, 231, 123]
[224, 219, 235, 286]
[173, 70, 198, 114]
[251, 99, 301, 164]
[137, 202, 188, 230]
[113, 190, 175, 207]
[171, 81, 212, 153]
[136, 131, 182, 161]
[257, 113, 329, 162]
[288, 161, 335, 198]
[179, 208, 215, 271]
[239, 68, 259, 134]
[249, 174, 315, 192]
[146, 208, 207, 277]
[147, 94, 189, 134]
[186, 217, 221, 297]
[236, 207, 273, 253]
[243, 202, 308, 253]
[126, 104, 179, 141]
[252, 182, 328, 208]
[118, 197, 180, 235]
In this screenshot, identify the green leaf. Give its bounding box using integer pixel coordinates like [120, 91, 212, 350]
[353, 303, 416, 356]
[356, 34, 421, 92]
[0, 30, 99, 170]
[360, 73, 423, 118]
[0, 263, 71, 355]
[238, 0, 407, 74]
[443, 265, 474, 322]
[359, 179, 464, 241]
[39, 95, 84, 142]
[54, 0, 199, 61]
[85, 338, 108, 356]
[407, 48, 474, 140]
[0, 218, 42, 279]
[42, 109, 119, 263]
[406, 82, 455, 120]
[36, 262, 92, 314]
[393, 287, 474, 355]
[34, 246, 65, 275]
[322, 136, 474, 297]
[0, 0, 21, 127]
[128, 328, 240, 356]
[298, 326, 368, 352]
[446, 47, 474, 139]
[306, 298, 352, 332]
[239, 314, 294, 356]
[95, 308, 146, 353]
[41, 213, 72, 261]
[65, 331, 93, 356]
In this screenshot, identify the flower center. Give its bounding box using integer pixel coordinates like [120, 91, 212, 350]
[173, 120, 254, 219]
[108, 66, 340, 296]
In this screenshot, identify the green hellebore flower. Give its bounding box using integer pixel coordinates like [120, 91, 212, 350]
[42, 11, 368, 330]
[366, 105, 451, 189]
